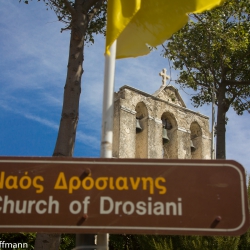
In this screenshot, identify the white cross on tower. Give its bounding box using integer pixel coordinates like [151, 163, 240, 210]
[159, 68, 170, 86]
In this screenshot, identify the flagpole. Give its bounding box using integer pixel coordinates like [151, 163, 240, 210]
[97, 40, 117, 250]
[100, 40, 117, 158]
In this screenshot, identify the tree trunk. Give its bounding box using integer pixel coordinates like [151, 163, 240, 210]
[35, 1, 88, 249]
[53, 17, 85, 157]
[216, 81, 229, 159]
[34, 234, 61, 250]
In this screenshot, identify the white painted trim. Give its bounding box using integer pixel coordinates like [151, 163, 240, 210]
[148, 116, 162, 124]
[177, 127, 187, 133]
[202, 135, 212, 140]
[120, 105, 136, 115]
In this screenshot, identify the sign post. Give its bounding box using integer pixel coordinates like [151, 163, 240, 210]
[0, 157, 248, 236]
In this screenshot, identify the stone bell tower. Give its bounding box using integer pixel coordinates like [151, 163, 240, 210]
[113, 69, 211, 159]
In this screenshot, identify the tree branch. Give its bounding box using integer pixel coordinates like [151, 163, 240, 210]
[224, 80, 250, 85]
[182, 59, 207, 88]
[62, 0, 75, 16]
[192, 14, 204, 23]
[83, 0, 100, 13]
[87, 0, 105, 21]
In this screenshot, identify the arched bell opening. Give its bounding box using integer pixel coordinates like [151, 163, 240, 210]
[161, 112, 178, 159]
[135, 102, 148, 158]
[190, 121, 202, 159]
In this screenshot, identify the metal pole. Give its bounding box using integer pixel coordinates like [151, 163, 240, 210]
[74, 41, 116, 250]
[74, 235, 96, 250]
[97, 40, 117, 250]
[100, 40, 117, 158]
[211, 83, 215, 159]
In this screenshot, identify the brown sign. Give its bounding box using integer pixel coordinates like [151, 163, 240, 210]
[0, 157, 248, 235]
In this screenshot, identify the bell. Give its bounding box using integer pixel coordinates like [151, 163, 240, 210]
[136, 119, 142, 133]
[162, 128, 170, 144]
[191, 140, 196, 152]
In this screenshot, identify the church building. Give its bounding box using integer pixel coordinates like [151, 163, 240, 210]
[113, 69, 211, 159]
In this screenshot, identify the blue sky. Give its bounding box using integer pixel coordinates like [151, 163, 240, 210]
[0, 1, 249, 173]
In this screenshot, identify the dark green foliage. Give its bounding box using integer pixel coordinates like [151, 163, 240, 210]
[109, 234, 141, 250]
[109, 234, 247, 250]
[59, 234, 75, 250]
[178, 235, 239, 250]
[136, 235, 174, 250]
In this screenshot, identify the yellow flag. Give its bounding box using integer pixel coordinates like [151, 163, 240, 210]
[105, 0, 223, 59]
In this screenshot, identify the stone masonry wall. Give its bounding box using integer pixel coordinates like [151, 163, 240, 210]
[113, 86, 211, 159]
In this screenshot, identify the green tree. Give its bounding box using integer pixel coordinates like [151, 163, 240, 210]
[162, 0, 250, 159]
[18, 0, 107, 249]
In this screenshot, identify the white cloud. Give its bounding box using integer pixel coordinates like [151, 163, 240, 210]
[0, 100, 57, 129]
[76, 131, 100, 149]
[0, 98, 99, 151]
[23, 113, 59, 130]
